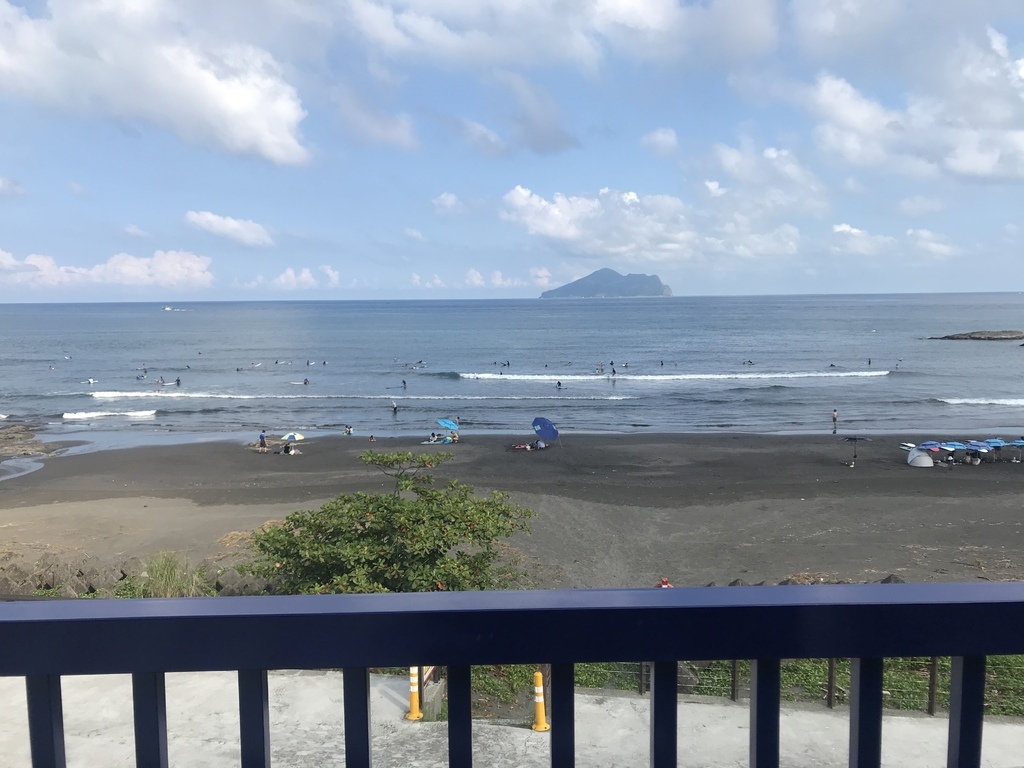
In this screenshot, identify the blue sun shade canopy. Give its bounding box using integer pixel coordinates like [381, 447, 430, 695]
[532, 417, 558, 441]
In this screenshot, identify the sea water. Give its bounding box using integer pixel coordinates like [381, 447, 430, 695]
[2, 294, 1024, 449]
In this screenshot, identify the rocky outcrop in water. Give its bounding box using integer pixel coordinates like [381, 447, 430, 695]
[931, 330, 1024, 340]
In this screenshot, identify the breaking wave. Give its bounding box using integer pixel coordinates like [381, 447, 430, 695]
[64, 410, 157, 420]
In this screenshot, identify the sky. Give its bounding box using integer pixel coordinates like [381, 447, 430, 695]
[4, 1, 1024, 302]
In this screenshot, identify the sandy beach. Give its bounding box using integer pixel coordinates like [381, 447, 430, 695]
[3, 431, 1024, 588]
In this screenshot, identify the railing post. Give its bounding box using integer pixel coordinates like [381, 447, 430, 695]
[849, 657, 883, 768]
[342, 667, 372, 768]
[238, 669, 271, 768]
[927, 657, 938, 716]
[730, 660, 740, 702]
[26, 674, 66, 768]
[749, 659, 780, 768]
[649, 660, 677, 768]
[550, 663, 575, 768]
[446, 665, 472, 768]
[947, 655, 986, 768]
[827, 658, 836, 709]
[132, 671, 169, 768]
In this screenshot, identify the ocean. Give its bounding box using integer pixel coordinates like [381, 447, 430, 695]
[2, 294, 1024, 450]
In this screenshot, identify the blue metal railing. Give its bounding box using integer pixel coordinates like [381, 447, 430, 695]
[2, 581, 1022, 768]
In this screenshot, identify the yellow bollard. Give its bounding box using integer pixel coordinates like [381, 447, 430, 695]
[531, 670, 550, 732]
[406, 666, 424, 721]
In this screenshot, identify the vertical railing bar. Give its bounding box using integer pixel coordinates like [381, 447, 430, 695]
[649, 660, 677, 768]
[849, 657, 883, 768]
[749, 659, 780, 768]
[927, 657, 939, 716]
[827, 658, 836, 709]
[342, 667, 372, 768]
[238, 669, 271, 768]
[26, 674, 66, 768]
[731, 660, 740, 702]
[550, 663, 575, 768]
[132, 671, 169, 768]
[947, 655, 986, 768]
[446, 665, 473, 768]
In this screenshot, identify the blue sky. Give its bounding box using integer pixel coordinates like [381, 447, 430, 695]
[3, 1, 1024, 302]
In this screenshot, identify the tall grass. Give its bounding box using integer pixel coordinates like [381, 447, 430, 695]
[122, 552, 215, 598]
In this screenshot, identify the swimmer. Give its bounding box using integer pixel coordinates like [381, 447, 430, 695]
[303, 378, 309, 385]
[556, 381, 562, 388]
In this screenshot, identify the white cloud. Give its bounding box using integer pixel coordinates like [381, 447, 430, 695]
[0, 247, 213, 288]
[345, 0, 777, 69]
[432, 192, 461, 213]
[704, 180, 726, 197]
[641, 127, 678, 155]
[335, 84, 417, 149]
[404, 228, 425, 241]
[272, 267, 318, 289]
[0, 176, 24, 196]
[185, 210, 273, 246]
[529, 266, 552, 286]
[493, 71, 577, 154]
[123, 224, 149, 238]
[501, 185, 602, 240]
[465, 268, 485, 287]
[320, 265, 341, 286]
[898, 196, 944, 216]
[831, 223, 896, 257]
[490, 270, 524, 287]
[906, 228, 961, 259]
[462, 120, 507, 155]
[0, 2, 309, 164]
[411, 272, 444, 288]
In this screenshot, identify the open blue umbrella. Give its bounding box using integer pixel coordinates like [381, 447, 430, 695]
[437, 418, 459, 431]
[916, 441, 942, 452]
[532, 417, 559, 442]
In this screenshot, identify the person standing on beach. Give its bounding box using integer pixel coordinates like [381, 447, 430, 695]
[832, 409, 838, 433]
[258, 429, 268, 453]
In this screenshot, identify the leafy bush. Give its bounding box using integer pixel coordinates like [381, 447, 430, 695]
[249, 451, 533, 594]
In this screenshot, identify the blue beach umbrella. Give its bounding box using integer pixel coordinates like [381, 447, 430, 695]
[985, 438, 1008, 448]
[282, 432, 304, 441]
[437, 418, 459, 431]
[916, 441, 942, 452]
[532, 417, 559, 442]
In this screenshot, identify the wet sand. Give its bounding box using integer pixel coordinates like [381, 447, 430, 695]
[2, 433, 1024, 587]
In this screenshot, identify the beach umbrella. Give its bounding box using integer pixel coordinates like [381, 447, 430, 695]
[437, 418, 459, 431]
[985, 438, 1008, 448]
[532, 417, 559, 442]
[916, 440, 942, 452]
[965, 441, 990, 453]
[282, 432, 304, 441]
[941, 441, 967, 451]
[841, 436, 870, 459]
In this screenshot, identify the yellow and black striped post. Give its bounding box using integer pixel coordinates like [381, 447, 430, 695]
[406, 666, 424, 721]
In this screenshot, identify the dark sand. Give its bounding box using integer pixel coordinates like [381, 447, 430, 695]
[2, 433, 1024, 587]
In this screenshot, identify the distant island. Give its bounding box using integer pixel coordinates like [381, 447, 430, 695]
[931, 330, 1024, 340]
[540, 268, 672, 299]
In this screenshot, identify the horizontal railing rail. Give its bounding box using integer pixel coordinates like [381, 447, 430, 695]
[2, 581, 1022, 768]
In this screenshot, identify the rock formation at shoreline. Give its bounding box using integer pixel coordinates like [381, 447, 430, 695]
[931, 330, 1024, 340]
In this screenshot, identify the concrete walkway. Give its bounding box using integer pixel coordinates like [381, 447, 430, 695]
[1, 671, 1022, 767]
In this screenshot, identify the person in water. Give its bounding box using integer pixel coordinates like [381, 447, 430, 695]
[556, 381, 562, 388]
[174, 377, 181, 386]
[303, 378, 309, 385]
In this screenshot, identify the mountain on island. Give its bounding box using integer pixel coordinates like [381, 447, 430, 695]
[540, 268, 672, 299]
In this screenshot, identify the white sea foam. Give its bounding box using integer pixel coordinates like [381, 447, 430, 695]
[459, 371, 890, 382]
[63, 410, 157, 420]
[940, 398, 1024, 407]
[0, 414, 7, 419]
[91, 391, 634, 402]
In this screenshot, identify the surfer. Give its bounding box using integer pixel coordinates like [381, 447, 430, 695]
[556, 381, 562, 388]
[303, 378, 309, 385]
[175, 377, 181, 386]
[611, 368, 616, 376]
[392, 402, 399, 414]
[402, 380, 407, 390]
